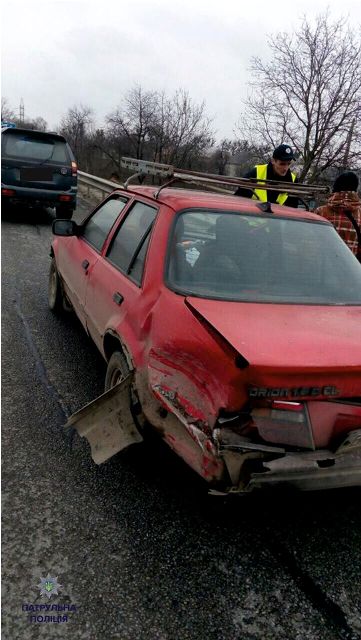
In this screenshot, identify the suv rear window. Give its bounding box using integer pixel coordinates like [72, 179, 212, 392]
[167, 210, 361, 305]
[2, 131, 69, 163]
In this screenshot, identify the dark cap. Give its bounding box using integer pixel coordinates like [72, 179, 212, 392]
[272, 144, 295, 161]
[332, 171, 359, 193]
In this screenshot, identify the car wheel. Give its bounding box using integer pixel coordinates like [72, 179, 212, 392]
[1, 198, 11, 215]
[105, 351, 130, 391]
[48, 259, 65, 313]
[55, 205, 74, 220]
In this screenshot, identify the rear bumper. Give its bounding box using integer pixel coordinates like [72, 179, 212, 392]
[249, 449, 361, 491]
[1, 184, 77, 207]
[221, 430, 361, 493]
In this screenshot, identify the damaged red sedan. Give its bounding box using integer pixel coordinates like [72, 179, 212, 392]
[49, 159, 361, 494]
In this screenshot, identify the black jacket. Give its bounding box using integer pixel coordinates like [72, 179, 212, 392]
[234, 163, 299, 208]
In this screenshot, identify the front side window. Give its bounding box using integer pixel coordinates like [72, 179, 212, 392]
[82, 197, 128, 252]
[167, 210, 361, 304]
[106, 201, 157, 284]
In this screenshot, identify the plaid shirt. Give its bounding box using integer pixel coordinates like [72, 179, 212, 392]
[315, 191, 361, 256]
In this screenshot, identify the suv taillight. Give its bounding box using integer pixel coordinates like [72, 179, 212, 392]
[251, 401, 315, 449]
[71, 161, 77, 176]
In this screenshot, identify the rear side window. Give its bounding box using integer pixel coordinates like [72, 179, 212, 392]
[82, 198, 128, 252]
[106, 201, 157, 284]
[2, 132, 69, 163]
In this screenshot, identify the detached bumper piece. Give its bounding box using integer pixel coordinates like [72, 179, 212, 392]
[65, 373, 143, 464]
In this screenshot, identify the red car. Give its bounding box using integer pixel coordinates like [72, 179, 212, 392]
[49, 160, 361, 493]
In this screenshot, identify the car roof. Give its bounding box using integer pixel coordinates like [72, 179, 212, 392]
[115, 185, 330, 224]
[1, 127, 67, 143]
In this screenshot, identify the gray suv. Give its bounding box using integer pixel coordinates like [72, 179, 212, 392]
[1, 127, 77, 218]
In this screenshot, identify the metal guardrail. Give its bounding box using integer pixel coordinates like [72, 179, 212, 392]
[78, 170, 123, 200]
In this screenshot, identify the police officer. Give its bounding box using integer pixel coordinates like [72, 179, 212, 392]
[235, 144, 298, 207]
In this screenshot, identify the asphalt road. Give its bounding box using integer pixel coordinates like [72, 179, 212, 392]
[2, 199, 361, 640]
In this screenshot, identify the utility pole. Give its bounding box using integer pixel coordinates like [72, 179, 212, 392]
[19, 98, 24, 124]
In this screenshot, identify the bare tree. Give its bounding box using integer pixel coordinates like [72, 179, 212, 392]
[207, 139, 269, 176]
[149, 90, 174, 164]
[12, 116, 48, 131]
[106, 86, 158, 160]
[104, 86, 214, 173]
[1, 97, 15, 122]
[154, 89, 214, 168]
[28, 116, 47, 131]
[207, 139, 244, 175]
[91, 127, 129, 176]
[2, 99, 48, 130]
[59, 105, 94, 169]
[241, 14, 361, 181]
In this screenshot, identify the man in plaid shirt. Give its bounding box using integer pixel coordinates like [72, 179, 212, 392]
[315, 172, 361, 262]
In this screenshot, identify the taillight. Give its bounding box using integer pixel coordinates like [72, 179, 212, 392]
[58, 195, 72, 202]
[251, 401, 315, 449]
[2, 188, 15, 196]
[271, 400, 304, 412]
[71, 161, 77, 177]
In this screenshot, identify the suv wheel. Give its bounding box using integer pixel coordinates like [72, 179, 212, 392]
[105, 351, 130, 391]
[55, 204, 74, 220]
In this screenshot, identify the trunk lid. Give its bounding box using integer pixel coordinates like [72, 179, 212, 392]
[186, 297, 361, 395]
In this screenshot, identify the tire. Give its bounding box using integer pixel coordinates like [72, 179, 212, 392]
[105, 351, 130, 391]
[105, 350, 150, 446]
[1, 198, 11, 216]
[55, 205, 74, 220]
[48, 259, 65, 313]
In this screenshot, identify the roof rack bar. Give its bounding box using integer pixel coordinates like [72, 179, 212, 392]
[171, 171, 325, 197]
[154, 177, 180, 199]
[120, 157, 329, 198]
[124, 171, 144, 189]
[172, 166, 328, 194]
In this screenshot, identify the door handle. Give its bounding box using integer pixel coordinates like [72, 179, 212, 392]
[82, 259, 90, 270]
[113, 292, 124, 305]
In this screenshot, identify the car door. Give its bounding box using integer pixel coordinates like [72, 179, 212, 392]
[84, 199, 158, 355]
[57, 195, 129, 328]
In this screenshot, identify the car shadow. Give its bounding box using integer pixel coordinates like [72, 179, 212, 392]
[1, 204, 55, 225]
[69, 423, 361, 528]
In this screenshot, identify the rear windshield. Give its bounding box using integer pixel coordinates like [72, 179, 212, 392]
[166, 210, 361, 305]
[2, 132, 69, 163]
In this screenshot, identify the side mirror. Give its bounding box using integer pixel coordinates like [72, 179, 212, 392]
[52, 219, 80, 236]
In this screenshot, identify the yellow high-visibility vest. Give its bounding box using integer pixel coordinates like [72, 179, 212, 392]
[252, 164, 296, 205]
